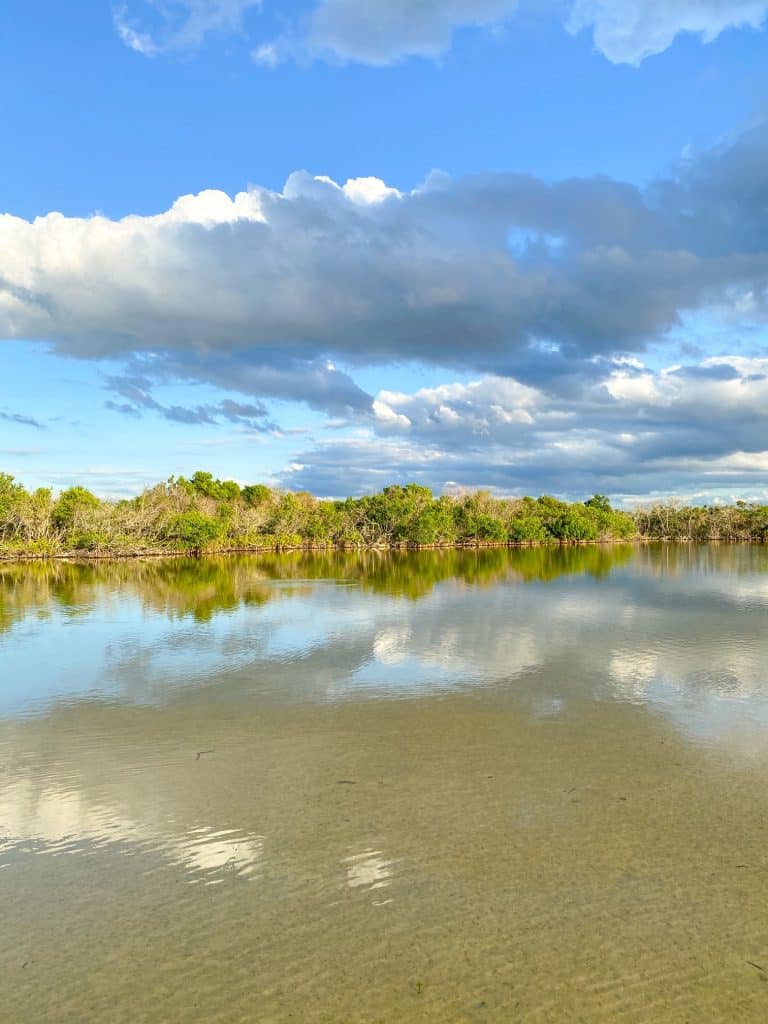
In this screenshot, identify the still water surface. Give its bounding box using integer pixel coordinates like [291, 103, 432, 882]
[2, 545, 768, 1022]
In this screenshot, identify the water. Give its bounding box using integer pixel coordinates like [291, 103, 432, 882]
[1, 545, 768, 1022]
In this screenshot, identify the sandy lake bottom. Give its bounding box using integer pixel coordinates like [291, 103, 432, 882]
[2, 545, 768, 1022]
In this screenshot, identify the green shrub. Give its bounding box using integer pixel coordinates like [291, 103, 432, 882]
[70, 531, 109, 551]
[274, 532, 303, 548]
[163, 511, 223, 550]
[507, 516, 548, 542]
[470, 514, 507, 542]
[547, 506, 599, 541]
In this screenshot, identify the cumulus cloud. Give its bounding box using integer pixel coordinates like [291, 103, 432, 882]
[279, 355, 768, 499]
[567, 0, 768, 65]
[114, 0, 260, 56]
[3, 124, 768, 415]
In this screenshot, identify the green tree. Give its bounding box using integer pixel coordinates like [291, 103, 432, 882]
[51, 486, 101, 530]
[0, 474, 27, 536]
[242, 484, 272, 507]
[547, 505, 599, 541]
[585, 494, 612, 514]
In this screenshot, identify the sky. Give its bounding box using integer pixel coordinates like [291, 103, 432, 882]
[2, 0, 768, 503]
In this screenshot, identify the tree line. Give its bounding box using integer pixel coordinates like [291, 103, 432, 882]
[0, 470, 766, 557]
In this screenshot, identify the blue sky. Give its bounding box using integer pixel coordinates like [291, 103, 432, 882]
[2, 0, 768, 502]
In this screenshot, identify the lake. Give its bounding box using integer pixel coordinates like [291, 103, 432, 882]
[2, 545, 768, 1022]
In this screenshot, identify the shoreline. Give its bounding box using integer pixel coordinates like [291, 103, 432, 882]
[0, 536, 752, 564]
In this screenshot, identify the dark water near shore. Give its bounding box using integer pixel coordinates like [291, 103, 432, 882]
[2, 544, 768, 1022]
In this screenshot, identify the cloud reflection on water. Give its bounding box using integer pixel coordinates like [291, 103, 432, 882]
[0, 546, 767, 748]
[0, 778, 264, 885]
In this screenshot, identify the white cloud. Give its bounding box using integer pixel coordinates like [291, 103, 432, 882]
[114, 0, 261, 57]
[250, 41, 279, 67]
[374, 377, 543, 435]
[603, 369, 662, 403]
[567, 0, 768, 64]
[372, 398, 411, 428]
[340, 176, 402, 205]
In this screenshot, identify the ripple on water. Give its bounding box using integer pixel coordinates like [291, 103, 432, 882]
[343, 847, 397, 905]
[0, 780, 263, 885]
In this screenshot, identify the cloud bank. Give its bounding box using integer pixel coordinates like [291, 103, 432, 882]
[2, 125, 768, 389]
[279, 356, 768, 499]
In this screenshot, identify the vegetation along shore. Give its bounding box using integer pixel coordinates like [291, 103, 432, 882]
[1, 471, 767, 559]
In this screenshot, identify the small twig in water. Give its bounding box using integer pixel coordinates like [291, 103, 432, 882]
[195, 750, 215, 760]
[745, 960, 766, 973]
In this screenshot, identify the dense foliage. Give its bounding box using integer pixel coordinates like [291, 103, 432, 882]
[0, 469, 765, 557]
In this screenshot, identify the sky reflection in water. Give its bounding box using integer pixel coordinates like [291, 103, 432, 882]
[1, 545, 766, 747]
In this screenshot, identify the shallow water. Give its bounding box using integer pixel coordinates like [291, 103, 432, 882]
[2, 544, 768, 1022]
